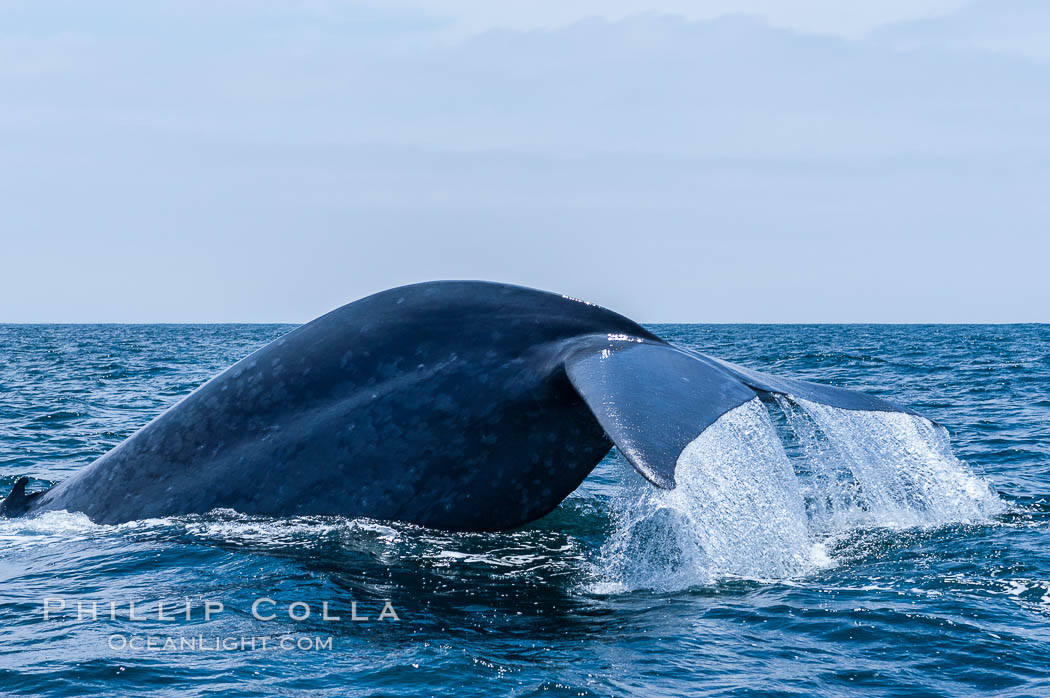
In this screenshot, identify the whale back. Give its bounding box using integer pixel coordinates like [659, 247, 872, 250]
[27, 282, 658, 528]
[16, 280, 925, 531]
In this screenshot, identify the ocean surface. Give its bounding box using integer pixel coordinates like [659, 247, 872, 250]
[1, 323, 1048, 696]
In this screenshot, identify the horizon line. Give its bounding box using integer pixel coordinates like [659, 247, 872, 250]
[1, 321, 1047, 327]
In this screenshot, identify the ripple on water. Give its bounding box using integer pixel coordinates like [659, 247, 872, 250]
[0, 323, 1048, 696]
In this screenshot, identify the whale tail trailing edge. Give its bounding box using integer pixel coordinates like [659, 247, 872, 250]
[566, 342, 755, 488]
[566, 341, 919, 489]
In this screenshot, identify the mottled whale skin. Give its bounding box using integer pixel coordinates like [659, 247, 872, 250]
[4, 281, 918, 530]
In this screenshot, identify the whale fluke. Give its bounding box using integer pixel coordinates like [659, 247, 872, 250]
[566, 340, 920, 491]
[5, 281, 928, 530]
[566, 341, 758, 488]
[709, 356, 923, 418]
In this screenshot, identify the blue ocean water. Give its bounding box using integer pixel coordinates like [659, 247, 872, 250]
[0, 323, 1048, 696]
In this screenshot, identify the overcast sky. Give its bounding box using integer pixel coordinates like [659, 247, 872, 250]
[2, 0, 1047, 322]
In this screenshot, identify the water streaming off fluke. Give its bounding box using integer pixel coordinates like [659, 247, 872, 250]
[597, 396, 1004, 592]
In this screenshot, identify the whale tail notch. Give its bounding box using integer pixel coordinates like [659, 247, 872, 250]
[565, 340, 920, 489]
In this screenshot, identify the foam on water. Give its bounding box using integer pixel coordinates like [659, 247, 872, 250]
[0, 507, 583, 587]
[595, 397, 1005, 592]
[1, 397, 1005, 596]
[0, 510, 102, 550]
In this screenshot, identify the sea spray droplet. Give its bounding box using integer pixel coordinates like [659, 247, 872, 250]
[596, 397, 1004, 592]
[599, 399, 816, 590]
[792, 398, 1004, 528]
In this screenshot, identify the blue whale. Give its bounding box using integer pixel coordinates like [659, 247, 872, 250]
[2, 281, 918, 529]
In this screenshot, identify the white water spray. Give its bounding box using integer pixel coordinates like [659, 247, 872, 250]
[596, 397, 1004, 592]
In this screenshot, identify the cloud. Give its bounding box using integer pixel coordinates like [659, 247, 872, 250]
[873, 0, 1050, 62]
[4, 9, 1049, 158]
[368, 0, 971, 39]
[1, 2, 1047, 321]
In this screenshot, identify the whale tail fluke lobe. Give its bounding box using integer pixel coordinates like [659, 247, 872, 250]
[708, 355, 927, 420]
[566, 342, 756, 488]
[566, 341, 921, 490]
[9, 282, 932, 529]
